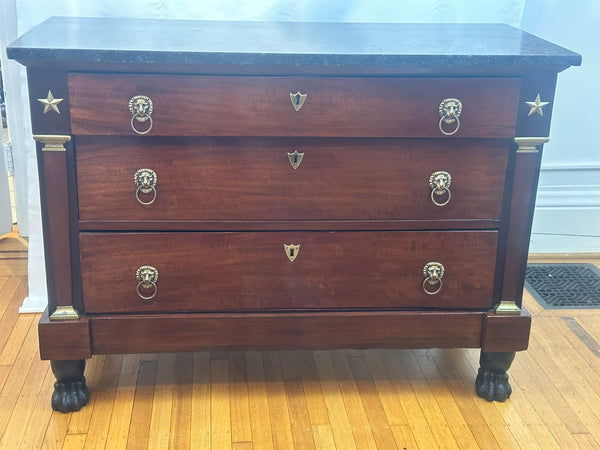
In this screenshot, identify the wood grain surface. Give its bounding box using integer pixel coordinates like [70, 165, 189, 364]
[37, 144, 73, 313]
[69, 74, 520, 138]
[76, 137, 509, 222]
[79, 230, 498, 313]
[89, 311, 485, 354]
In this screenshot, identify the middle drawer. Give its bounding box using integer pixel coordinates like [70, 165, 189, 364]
[76, 137, 508, 222]
[79, 230, 498, 313]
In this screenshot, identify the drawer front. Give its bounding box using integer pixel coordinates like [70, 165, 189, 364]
[76, 137, 508, 222]
[69, 74, 519, 137]
[79, 231, 498, 313]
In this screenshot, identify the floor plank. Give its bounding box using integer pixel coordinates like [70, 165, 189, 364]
[17, 367, 56, 450]
[329, 350, 378, 450]
[0, 319, 48, 449]
[0, 317, 39, 437]
[379, 350, 440, 450]
[245, 351, 274, 450]
[62, 433, 87, 450]
[67, 356, 106, 435]
[169, 353, 193, 450]
[396, 350, 460, 449]
[147, 353, 175, 450]
[296, 350, 330, 427]
[346, 352, 399, 449]
[281, 351, 316, 450]
[428, 349, 502, 449]
[261, 351, 295, 450]
[83, 354, 124, 450]
[210, 356, 232, 450]
[105, 353, 141, 450]
[413, 351, 480, 449]
[313, 351, 358, 450]
[228, 351, 252, 445]
[126, 361, 158, 450]
[190, 353, 211, 450]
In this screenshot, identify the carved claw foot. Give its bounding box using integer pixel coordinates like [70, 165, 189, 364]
[475, 367, 512, 401]
[475, 351, 515, 402]
[50, 359, 89, 412]
[51, 379, 90, 412]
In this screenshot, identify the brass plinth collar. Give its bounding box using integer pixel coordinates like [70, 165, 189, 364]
[494, 301, 522, 315]
[50, 305, 80, 321]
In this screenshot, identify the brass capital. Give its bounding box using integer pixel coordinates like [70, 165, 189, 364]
[514, 137, 549, 153]
[33, 135, 71, 152]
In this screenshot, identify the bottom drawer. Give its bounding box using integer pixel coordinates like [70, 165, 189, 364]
[79, 231, 498, 313]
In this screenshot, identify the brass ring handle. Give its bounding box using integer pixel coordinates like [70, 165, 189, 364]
[135, 185, 157, 205]
[438, 115, 460, 136]
[422, 262, 444, 295]
[136, 265, 159, 301]
[130, 114, 153, 135]
[422, 277, 443, 295]
[129, 95, 154, 135]
[430, 187, 451, 207]
[429, 170, 452, 207]
[136, 280, 158, 301]
[438, 98, 462, 136]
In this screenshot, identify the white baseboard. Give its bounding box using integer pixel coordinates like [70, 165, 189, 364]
[530, 232, 600, 253]
[530, 164, 600, 252]
[19, 295, 47, 314]
[536, 164, 600, 209]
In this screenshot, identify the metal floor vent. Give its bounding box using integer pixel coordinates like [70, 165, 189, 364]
[525, 263, 600, 309]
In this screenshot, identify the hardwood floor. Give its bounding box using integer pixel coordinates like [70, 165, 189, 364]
[1, 232, 600, 449]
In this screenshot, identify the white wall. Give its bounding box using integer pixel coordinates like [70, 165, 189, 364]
[520, 0, 600, 252]
[15, 0, 526, 28]
[0, 0, 28, 235]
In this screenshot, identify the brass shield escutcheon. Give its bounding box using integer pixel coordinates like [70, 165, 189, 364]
[287, 150, 304, 169]
[284, 244, 300, 262]
[290, 91, 307, 111]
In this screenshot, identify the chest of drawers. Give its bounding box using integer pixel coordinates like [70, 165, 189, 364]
[8, 18, 580, 412]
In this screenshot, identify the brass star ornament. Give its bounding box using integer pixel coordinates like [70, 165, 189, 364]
[37, 90, 64, 114]
[525, 93, 550, 117]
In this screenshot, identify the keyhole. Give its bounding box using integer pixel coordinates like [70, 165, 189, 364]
[293, 154, 298, 164]
[295, 94, 301, 105]
[289, 248, 295, 257]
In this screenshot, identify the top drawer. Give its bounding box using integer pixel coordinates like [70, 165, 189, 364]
[68, 74, 520, 138]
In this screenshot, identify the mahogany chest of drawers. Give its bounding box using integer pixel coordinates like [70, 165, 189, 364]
[8, 18, 580, 412]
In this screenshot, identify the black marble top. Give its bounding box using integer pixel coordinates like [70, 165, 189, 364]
[7, 17, 581, 71]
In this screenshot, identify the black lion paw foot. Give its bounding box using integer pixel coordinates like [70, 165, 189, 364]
[475, 367, 512, 402]
[51, 379, 89, 413]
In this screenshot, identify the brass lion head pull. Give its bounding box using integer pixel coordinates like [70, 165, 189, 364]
[438, 98, 462, 136]
[136, 265, 159, 301]
[129, 95, 154, 135]
[429, 170, 452, 207]
[134, 169, 158, 205]
[422, 262, 445, 295]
